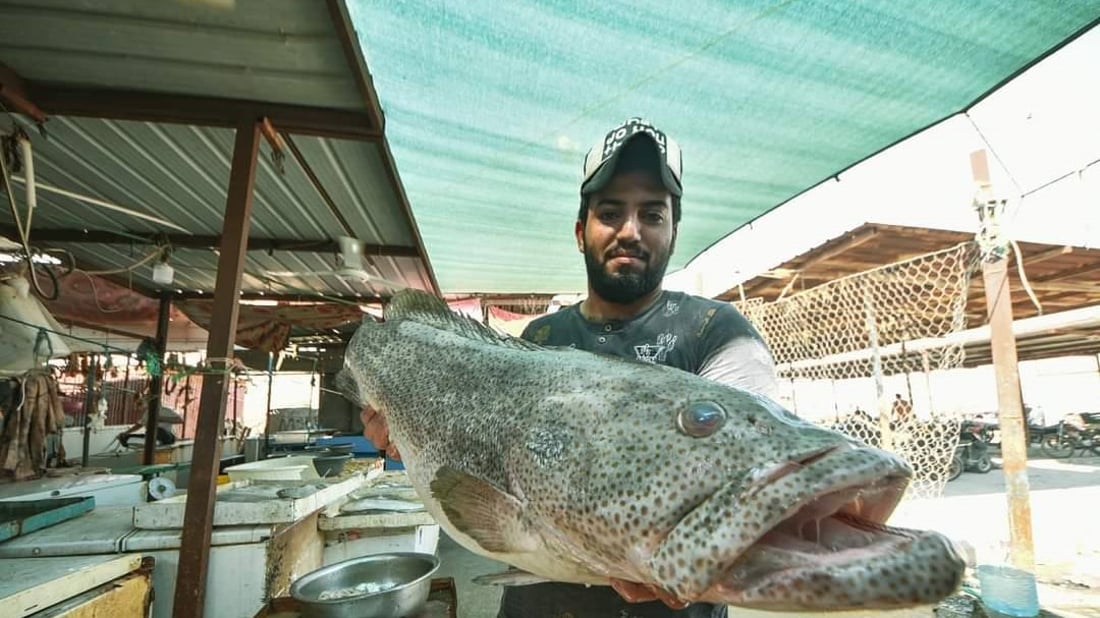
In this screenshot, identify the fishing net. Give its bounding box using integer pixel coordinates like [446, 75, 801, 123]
[734, 241, 982, 500]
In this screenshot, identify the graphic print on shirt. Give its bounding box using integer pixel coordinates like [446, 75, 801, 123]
[663, 299, 680, 317]
[531, 325, 552, 345]
[633, 332, 677, 364]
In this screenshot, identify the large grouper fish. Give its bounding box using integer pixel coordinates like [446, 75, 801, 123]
[337, 289, 965, 611]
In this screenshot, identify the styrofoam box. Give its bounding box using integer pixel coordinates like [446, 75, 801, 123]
[224, 456, 321, 483]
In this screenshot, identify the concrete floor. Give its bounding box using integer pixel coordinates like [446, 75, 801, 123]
[434, 532, 505, 618]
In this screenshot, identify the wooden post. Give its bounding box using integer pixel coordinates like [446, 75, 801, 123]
[982, 258, 1035, 571]
[972, 149, 1035, 572]
[142, 293, 172, 465]
[172, 119, 260, 618]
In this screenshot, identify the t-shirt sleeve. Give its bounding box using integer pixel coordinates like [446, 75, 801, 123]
[520, 321, 538, 342]
[696, 304, 779, 398]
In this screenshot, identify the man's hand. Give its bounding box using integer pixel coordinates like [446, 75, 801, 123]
[360, 405, 401, 461]
[609, 578, 689, 609]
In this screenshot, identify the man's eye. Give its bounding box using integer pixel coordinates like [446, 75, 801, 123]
[642, 212, 664, 224]
[597, 211, 619, 223]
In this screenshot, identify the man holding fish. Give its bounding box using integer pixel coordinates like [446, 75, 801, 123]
[349, 118, 964, 617]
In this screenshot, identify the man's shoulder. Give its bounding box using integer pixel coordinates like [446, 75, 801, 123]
[661, 290, 748, 326]
[658, 290, 763, 345]
[521, 306, 578, 344]
[663, 290, 736, 313]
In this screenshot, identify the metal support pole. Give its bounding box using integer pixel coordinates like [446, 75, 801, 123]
[264, 350, 275, 457]
[971, 148, 1034, 572]
[982, 258, 1035, 572]
[901, 339, 914, 414]
[863, 289, 891, 450]
[80, 357, 97, 468]
[173, 119, 260, 618]
[143, 293, 172, 465]
[921, 350, 935, 416]
[830, 378, 839, 422]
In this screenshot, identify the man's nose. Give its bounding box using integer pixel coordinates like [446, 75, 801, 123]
[616, 213, 641, 243]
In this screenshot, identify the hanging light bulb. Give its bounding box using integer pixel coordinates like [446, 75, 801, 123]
[152, 261, 174, 285]
[152, 246, 174, 286]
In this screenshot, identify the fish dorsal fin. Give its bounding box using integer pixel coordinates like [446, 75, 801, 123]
[384, 289, 545, 351]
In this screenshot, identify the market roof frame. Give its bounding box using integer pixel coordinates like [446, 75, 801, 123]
[0, 0, 440, 309]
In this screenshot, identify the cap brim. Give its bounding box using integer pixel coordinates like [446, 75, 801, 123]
[581, 133, 682, 197]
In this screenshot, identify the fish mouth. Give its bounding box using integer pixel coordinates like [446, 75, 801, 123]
[708, 451, 965, 610]
[651, 445, 965, 609]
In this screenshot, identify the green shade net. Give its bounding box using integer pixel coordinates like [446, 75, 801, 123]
[348, 1, 1099, 294]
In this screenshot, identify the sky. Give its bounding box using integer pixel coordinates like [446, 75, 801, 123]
[666, 25, 1100, 298]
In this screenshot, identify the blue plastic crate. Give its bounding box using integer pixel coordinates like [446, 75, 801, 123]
[316, 435, 380, 457]
[316, 435, 405, 470]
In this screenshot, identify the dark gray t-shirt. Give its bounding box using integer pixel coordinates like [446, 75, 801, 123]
[496, 290, 778, 618]
[524, 290, 777, 398]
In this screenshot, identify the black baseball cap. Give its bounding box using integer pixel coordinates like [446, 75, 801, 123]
[580, 117, 683, 197]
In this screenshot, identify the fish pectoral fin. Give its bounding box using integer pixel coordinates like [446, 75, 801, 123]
[610, 579, 690, 610]
[430, 465, 538, 554]
[472, 568, 552, 587]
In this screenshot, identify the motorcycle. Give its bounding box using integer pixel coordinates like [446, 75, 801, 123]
[948, 420, 994, 481]
[1039, 412, 1100, 458]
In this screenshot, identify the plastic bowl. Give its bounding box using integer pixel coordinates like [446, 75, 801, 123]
[290, 552, 440, 618]
[312, 453, 352, 478]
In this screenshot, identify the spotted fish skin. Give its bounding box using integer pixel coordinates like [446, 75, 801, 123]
[338, 289, 965, 611]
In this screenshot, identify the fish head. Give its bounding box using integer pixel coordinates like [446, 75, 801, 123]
[551, 369, 964, 610]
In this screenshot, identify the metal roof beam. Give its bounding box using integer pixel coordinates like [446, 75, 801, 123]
[28, 84, 382, 141]
[1, 226, 419, 257]
[282, 133, 355, 236]
[326, 0, 387, 131]
[173, 290, 385, 304]
[0, 63, 46, 123]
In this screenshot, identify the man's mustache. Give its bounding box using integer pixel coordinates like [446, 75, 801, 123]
[605, 247, 649, 261]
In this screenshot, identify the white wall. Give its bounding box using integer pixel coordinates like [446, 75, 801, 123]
[781, 354, 1100, 423]
[240, 372, 321, 432]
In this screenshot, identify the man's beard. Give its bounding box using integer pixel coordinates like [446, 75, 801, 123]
[583, 241, 671, 304]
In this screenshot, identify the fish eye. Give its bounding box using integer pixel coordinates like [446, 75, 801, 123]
[676, 401, 727, 438]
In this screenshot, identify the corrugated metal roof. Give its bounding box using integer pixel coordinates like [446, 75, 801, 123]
[347, 1, 1100, 294]
[0, 0, 361, 109]
[0, 0, 438, 303]
[7, 116, 434, 295]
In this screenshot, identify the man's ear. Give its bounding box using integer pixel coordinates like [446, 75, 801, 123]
[574, 219, 585, 253]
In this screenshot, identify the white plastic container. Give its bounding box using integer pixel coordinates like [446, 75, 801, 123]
[225, 456, 321, 483]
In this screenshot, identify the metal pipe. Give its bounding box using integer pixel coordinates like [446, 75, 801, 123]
[9, 176, 187, 232]
[17, 137, 34, 231]
[778, 304, 1100, 373]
